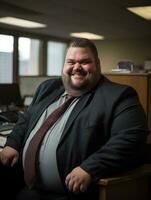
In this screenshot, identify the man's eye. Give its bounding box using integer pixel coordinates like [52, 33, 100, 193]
[81, 60, 92, 65]
[67, 61, 74, 65]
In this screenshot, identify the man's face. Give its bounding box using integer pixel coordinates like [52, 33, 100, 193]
[62, 47, 100, 95]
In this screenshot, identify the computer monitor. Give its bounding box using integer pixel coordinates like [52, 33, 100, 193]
[117, 61, 134, 72]
[0, 83, 23, 107]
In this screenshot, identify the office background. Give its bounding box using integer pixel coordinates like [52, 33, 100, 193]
[0, 2, 151, 199]
[0, 0, 151, 97]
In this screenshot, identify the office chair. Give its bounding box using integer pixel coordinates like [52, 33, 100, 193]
[98, 164, 151, 200]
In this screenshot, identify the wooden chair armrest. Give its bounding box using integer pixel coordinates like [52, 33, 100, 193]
[97, 164, 151, 200]
[98, 164, 151, 186]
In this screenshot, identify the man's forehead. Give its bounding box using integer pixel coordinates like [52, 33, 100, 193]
[66, 47, 93, 58]
[67, 46, 90, 52]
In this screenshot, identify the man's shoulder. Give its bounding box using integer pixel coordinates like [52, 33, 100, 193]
[34, 78, 63, 99]
[38, 78, 63, 90]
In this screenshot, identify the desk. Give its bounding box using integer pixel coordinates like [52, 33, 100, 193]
[103, 73, 151, 143]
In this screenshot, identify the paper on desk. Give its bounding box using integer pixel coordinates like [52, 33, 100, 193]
[0, 129, 12, 136]
[0, 136, 7, 147]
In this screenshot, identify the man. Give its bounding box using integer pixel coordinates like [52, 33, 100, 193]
[0, 38, 148, 200]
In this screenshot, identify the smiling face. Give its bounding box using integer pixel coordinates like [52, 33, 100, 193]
[62, 47, 101, 96]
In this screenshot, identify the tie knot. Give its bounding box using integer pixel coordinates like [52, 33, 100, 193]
[66, 94, 75, 100]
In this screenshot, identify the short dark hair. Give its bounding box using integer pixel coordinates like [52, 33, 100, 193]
[68, 38, 99, 61]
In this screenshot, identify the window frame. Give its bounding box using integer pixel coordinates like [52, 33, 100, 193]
[0, 30, 69, 83]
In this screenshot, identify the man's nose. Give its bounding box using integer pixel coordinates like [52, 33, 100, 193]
[74, 62, 82, 69]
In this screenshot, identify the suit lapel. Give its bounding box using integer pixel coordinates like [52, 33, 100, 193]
[28, 87, 64, 135]
[58, 92, 93, 145]
[37, 87, 64, 115]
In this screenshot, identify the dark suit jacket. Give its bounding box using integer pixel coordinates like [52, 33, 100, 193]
[6, 75, 148, 199]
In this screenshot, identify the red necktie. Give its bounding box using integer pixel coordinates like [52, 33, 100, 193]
[24, 96, 75, 187]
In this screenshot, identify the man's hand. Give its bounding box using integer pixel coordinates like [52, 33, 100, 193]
[0, 146, 19, 167]
[65, 166, 92, 193]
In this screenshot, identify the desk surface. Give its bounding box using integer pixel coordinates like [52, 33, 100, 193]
[103, 72, 151, 76]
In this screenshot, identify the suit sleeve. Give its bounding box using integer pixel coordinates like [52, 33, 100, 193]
[80, 87, 149, 182]
[5, 82, 45, 151]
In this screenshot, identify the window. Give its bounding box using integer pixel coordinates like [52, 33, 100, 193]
[19, 37, 41, 76]
[0, 34, 68, 80]
[47, 41, 67, 76]
[0, 34, 14, 83]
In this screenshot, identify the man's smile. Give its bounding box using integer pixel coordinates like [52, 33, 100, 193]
[71, 69, 87, 77]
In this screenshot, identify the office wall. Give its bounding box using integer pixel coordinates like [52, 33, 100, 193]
[95, 38, 151, 72]
[20, 38, 151, 96]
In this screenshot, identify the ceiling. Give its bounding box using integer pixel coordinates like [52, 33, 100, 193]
[0, 0, 151, 40]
